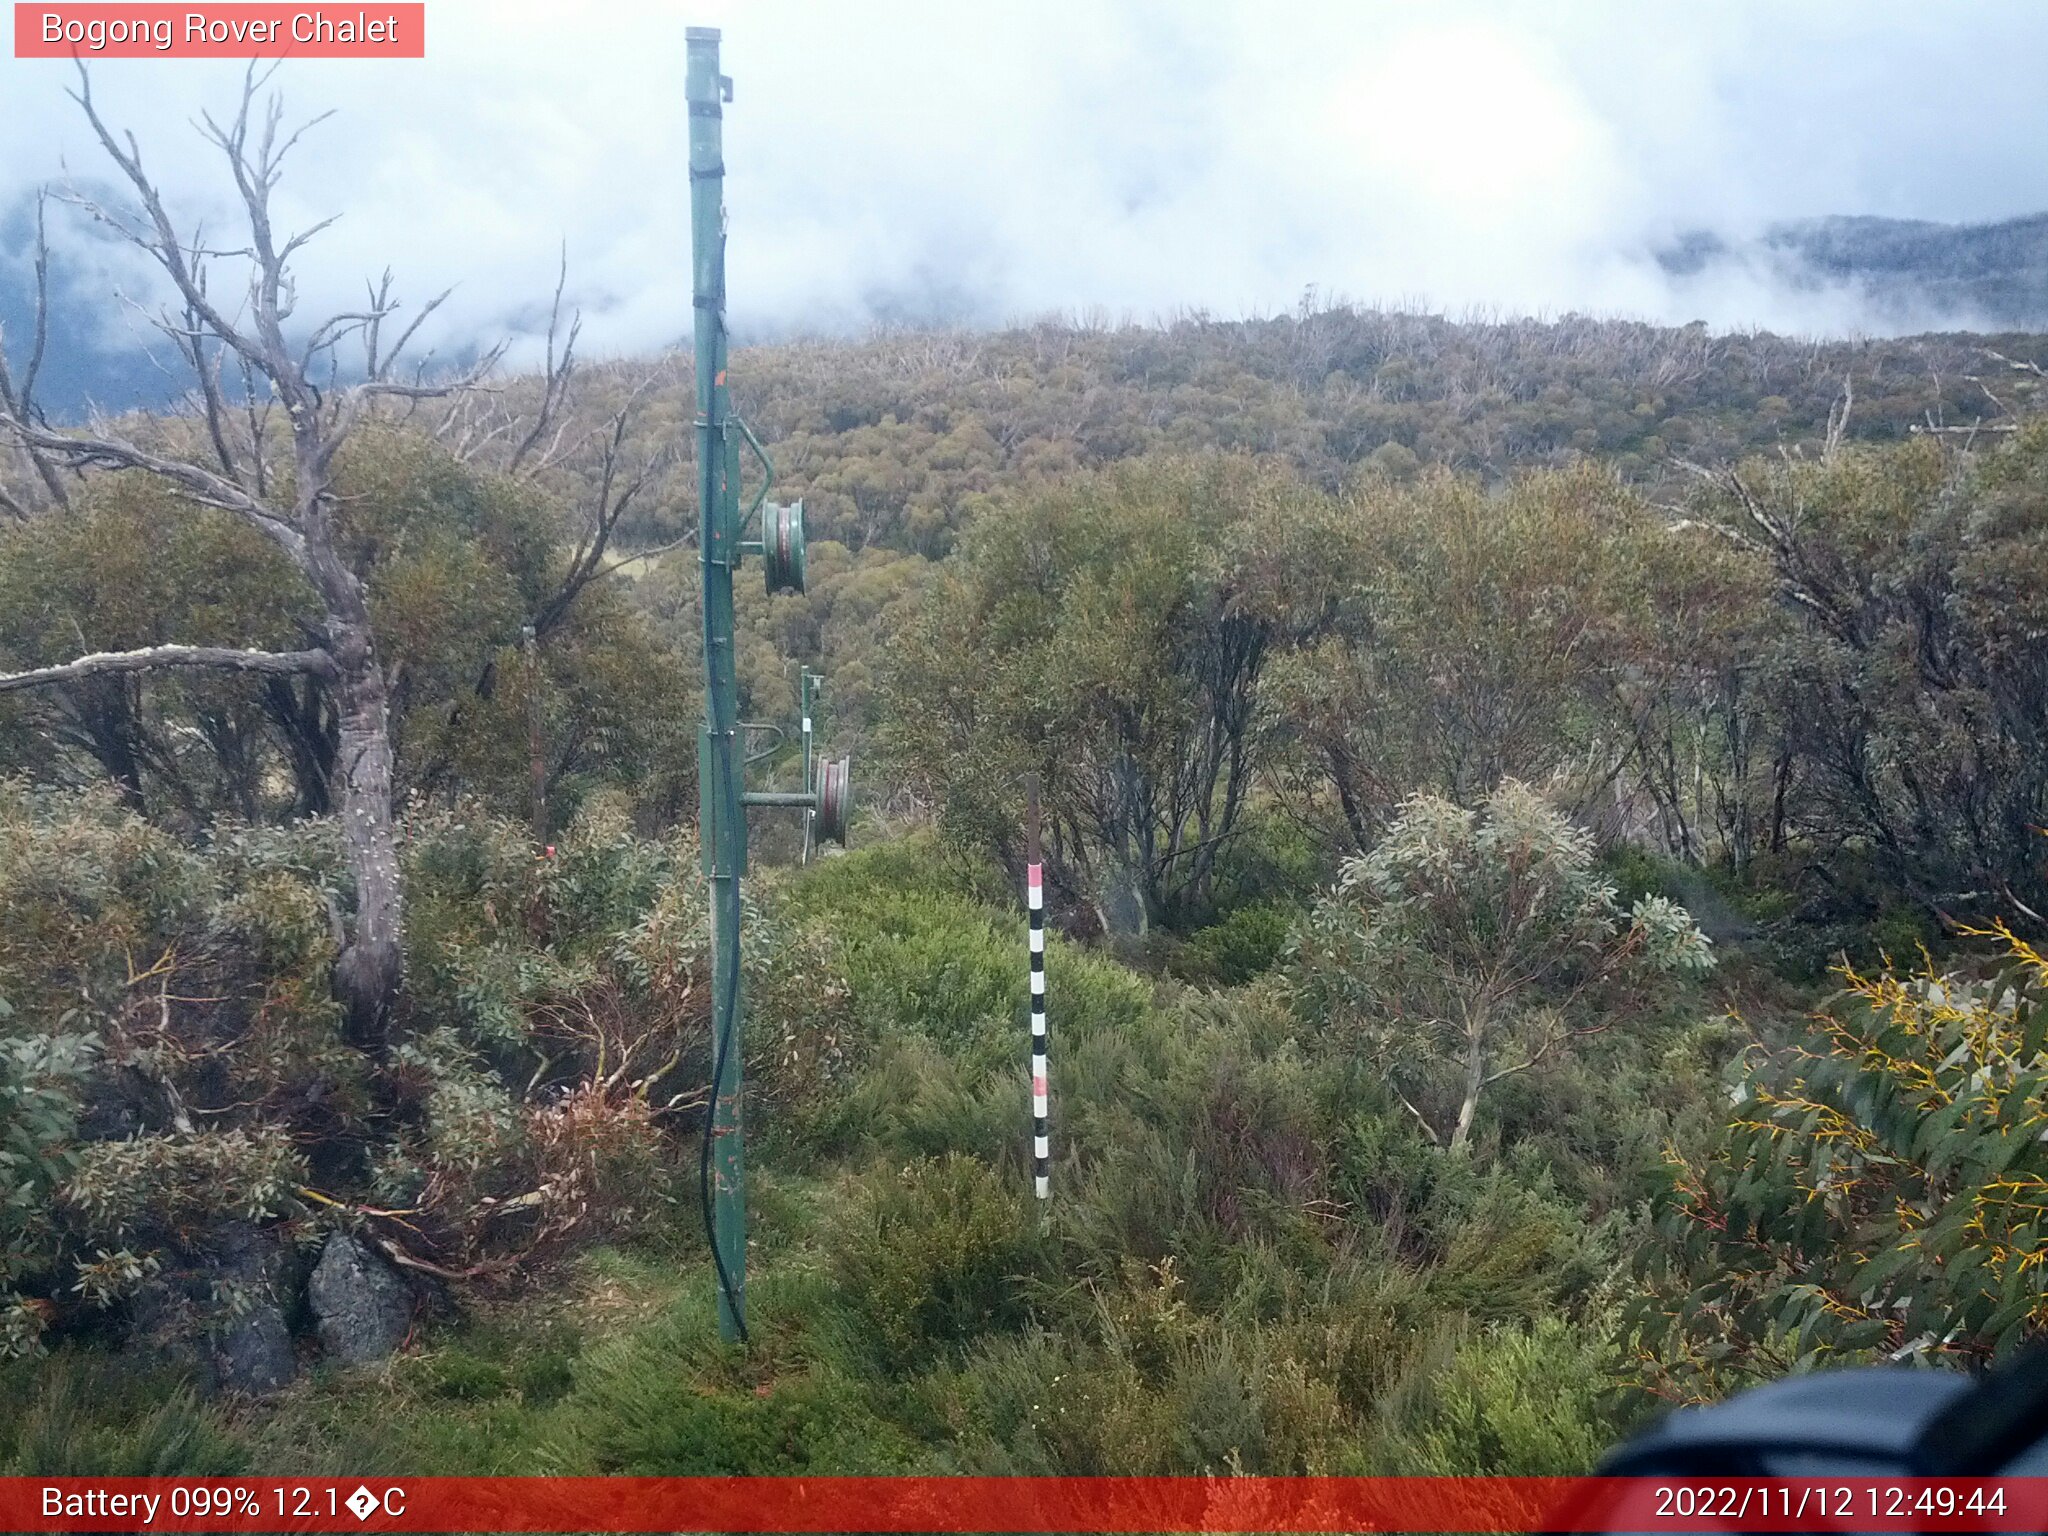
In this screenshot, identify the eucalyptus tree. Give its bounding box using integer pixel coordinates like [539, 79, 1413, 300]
[885, 455, 1315, 931]
[1292, 781, 1714, 1151]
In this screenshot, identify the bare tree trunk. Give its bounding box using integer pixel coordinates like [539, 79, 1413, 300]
[1329, 743, 1373, 852]
[1450, 1025, 1486, 1151]
[1769, 748, 1795, 854]
[331, 641, 403, 1048]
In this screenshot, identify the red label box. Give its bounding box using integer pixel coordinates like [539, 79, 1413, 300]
[3, 1476, 2048, 1533]
[14, 4, 425, 57]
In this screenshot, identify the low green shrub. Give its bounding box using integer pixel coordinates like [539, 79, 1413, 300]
[540, 1264, 922, 1475]
[1175, 902, 1295, 986]
[1369, 1317, 1625, 1474]
[0, 1351, 244, 1475]
[830, 1154, 1042, 1371]
[0, 1018, 91, 1353]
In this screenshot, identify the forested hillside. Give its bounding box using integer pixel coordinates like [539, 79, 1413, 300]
[555, 306, 2048, 555]
[4, 289, 2048, 1475]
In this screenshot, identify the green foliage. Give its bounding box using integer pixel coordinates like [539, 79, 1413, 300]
[1293, 781, 1712, 1149]
[1178, 902, 1294, 985]
[1203, 812, 1329, 914]
[543, 1265, 922, 1476]
[766, 834, 1148, 1167]
[0, 784, 854, 1346]
[830, 1155, 1042, 1370]
[831, 886, 1017, 1053]
[945, 1315, 1355, 1476]
[554, 308, 2018, 558]
[1635, 925, 2048, 1402]
[0, 479, 312, 823]
[0, 780, 215, 1023]
[10, 303, 2047, 1474]
[0, 847, 1658, 1478]
[884, 455, 1318, 929]
[1368, 1318, 1628, 1474]
[64, 1130, 304, 1240]
[426, 1352, 513, 1402]
[0, 430, 689, 833]
[0, 1352, 244, 1475]
[1690, 429, 2048, 923]
[0, 1019, 92, 1355]
[1269, 463, 1646, 848]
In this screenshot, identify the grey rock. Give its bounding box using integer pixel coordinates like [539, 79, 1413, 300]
[125, 1275, 208, 1381]
[127, 1222, 299, 1394]
[208, 1222, 297, 1393]
[213, 1301, 296, 1393]
[308, 1231, 411, 1364]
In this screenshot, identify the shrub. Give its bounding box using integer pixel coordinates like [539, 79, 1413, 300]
[1635, 923, 2048, 1402]
[1370, 1318, 1623, 1474]
[835, 890, 1017, 1052]
[1292, 781, 1713, 1150]
[831, 1154, 1042, 1370]
[0, 1019, 92, 1356]
[1162, 1329, 1348, 1473]
[0, 782, 214, 1027]
[586, 1368, 912, 1474]
[544, 1266, 921, 1476]
[1178, 903, 1294, 985]
[952, 1300, 1356, 1474]
[0, 785, 852, 1358]
[63, 1130, 304, 1242]
[788, 1034, 1014, 1168]
[1202, 814, 1328, 920]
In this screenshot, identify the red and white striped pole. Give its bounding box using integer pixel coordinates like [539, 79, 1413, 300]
[1026, 773, 1050, 1200]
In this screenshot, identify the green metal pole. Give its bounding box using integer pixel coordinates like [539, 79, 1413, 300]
[687, 25, 747, 1344]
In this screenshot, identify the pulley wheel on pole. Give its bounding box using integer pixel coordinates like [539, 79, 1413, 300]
[814, 755, 851, 845]
[764, 500, 807, 595]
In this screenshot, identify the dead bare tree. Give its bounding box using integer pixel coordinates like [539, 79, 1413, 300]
[0, 64, 503, 1049]
[428, 247, 691, 633]
[0, 191, 73, 518]
[1821, 373, 1853, 462]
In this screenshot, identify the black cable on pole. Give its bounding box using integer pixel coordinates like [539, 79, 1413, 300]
[698, 920, 748, 1343]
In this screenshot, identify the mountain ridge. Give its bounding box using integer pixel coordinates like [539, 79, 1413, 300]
[1660, 211, 2048, 331]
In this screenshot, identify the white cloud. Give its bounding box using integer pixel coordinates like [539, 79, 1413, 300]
[4, 0, 2047, 377]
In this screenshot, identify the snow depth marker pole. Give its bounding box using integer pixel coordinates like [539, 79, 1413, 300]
[1026, 773, 1050, 1200]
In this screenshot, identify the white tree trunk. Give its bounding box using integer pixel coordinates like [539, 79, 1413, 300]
[1450, 1025, 1487, 1151]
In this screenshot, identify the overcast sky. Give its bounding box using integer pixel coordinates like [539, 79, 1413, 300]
[5, 0, 2048, 381]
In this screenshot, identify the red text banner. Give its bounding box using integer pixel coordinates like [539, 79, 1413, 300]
[2, 1476, 2046, 1533]
[14, 5, 424, 58]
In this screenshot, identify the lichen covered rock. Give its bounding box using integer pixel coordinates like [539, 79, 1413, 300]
[308, 1231, 410, 1364]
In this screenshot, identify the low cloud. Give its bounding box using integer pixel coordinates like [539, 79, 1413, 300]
[5, 0, 2048, 399]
